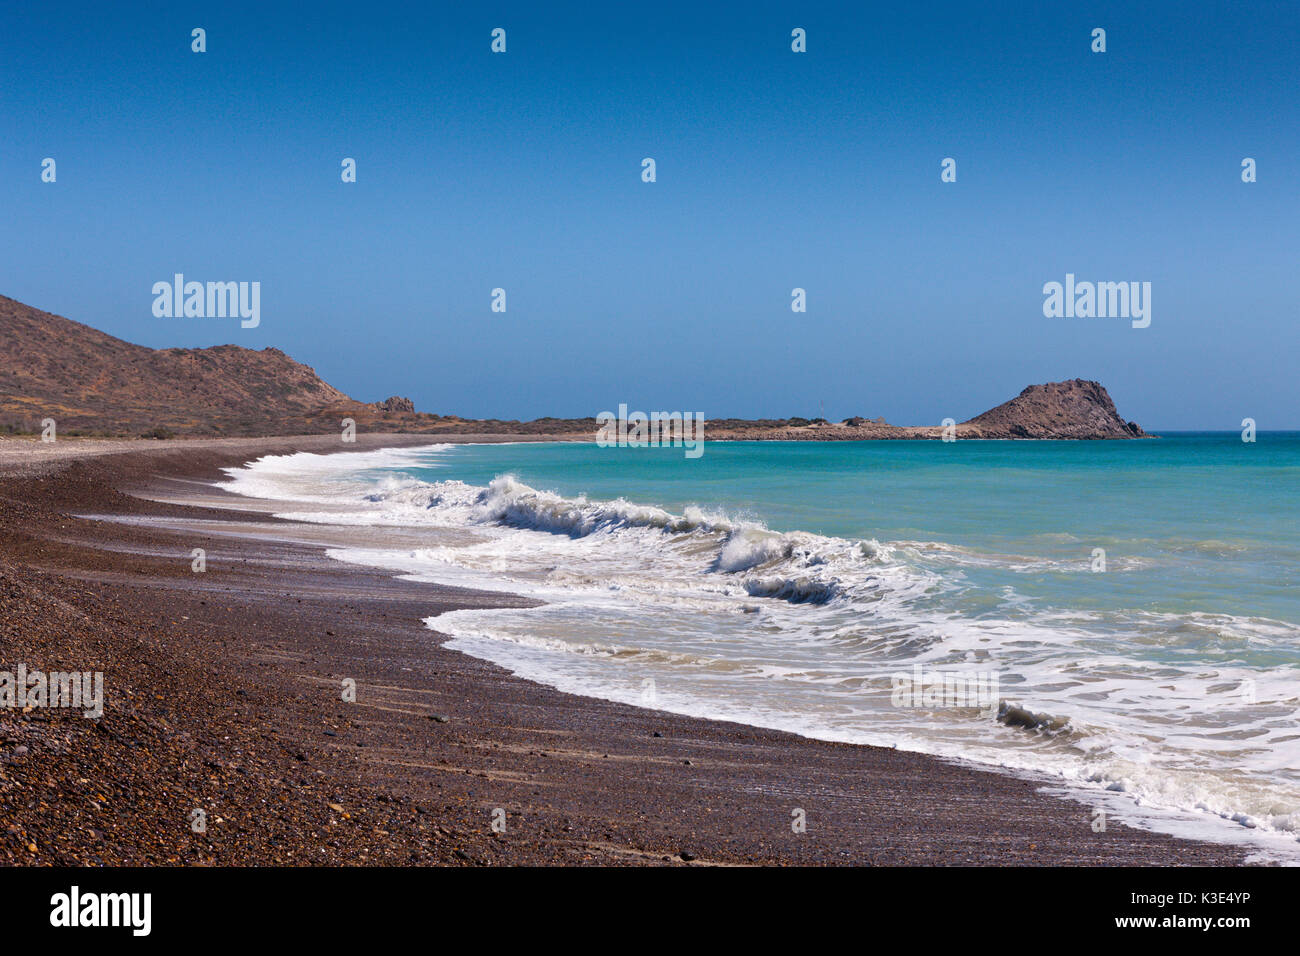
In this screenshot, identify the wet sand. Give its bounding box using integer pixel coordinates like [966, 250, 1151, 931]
[0, 435, 1251, 865]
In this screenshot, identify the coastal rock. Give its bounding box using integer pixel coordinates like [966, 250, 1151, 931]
[960, 379, 1146, 440]
[374, 396, 416, 414]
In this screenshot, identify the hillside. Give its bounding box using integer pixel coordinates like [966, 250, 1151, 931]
[0, 295, 362, 436]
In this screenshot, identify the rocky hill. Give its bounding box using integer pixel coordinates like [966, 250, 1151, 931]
[0, 295, 380, 436]
[960, 379, 1145, 439]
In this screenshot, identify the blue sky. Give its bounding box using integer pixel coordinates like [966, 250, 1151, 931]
[2, 1, 1296, 428]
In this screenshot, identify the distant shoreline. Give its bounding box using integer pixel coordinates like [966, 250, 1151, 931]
[2, 299, 1149, 441]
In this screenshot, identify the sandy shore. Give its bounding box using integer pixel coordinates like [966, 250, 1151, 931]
[0, 435, 1252, 865]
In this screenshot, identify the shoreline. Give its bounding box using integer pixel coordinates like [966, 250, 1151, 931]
[0, 435, 1255, 865]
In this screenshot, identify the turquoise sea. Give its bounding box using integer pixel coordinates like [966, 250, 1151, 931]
[416, 434, 1300, 626]
[220, 433, 1300, 858]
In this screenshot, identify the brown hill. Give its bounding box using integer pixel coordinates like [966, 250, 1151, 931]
[0, 295, 368, 436]
[960, 379, 1145, 439]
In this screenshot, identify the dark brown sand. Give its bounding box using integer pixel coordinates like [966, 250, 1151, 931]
[0, 435, 1251, 865]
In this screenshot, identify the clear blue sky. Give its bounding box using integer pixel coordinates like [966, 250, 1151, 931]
[2, 1, 1296, 428]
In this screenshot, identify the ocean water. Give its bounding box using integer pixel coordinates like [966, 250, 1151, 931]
[218, 434, 1300, 860]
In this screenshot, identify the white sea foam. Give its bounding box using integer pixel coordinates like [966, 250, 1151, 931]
[219, 446, 1300, 861]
